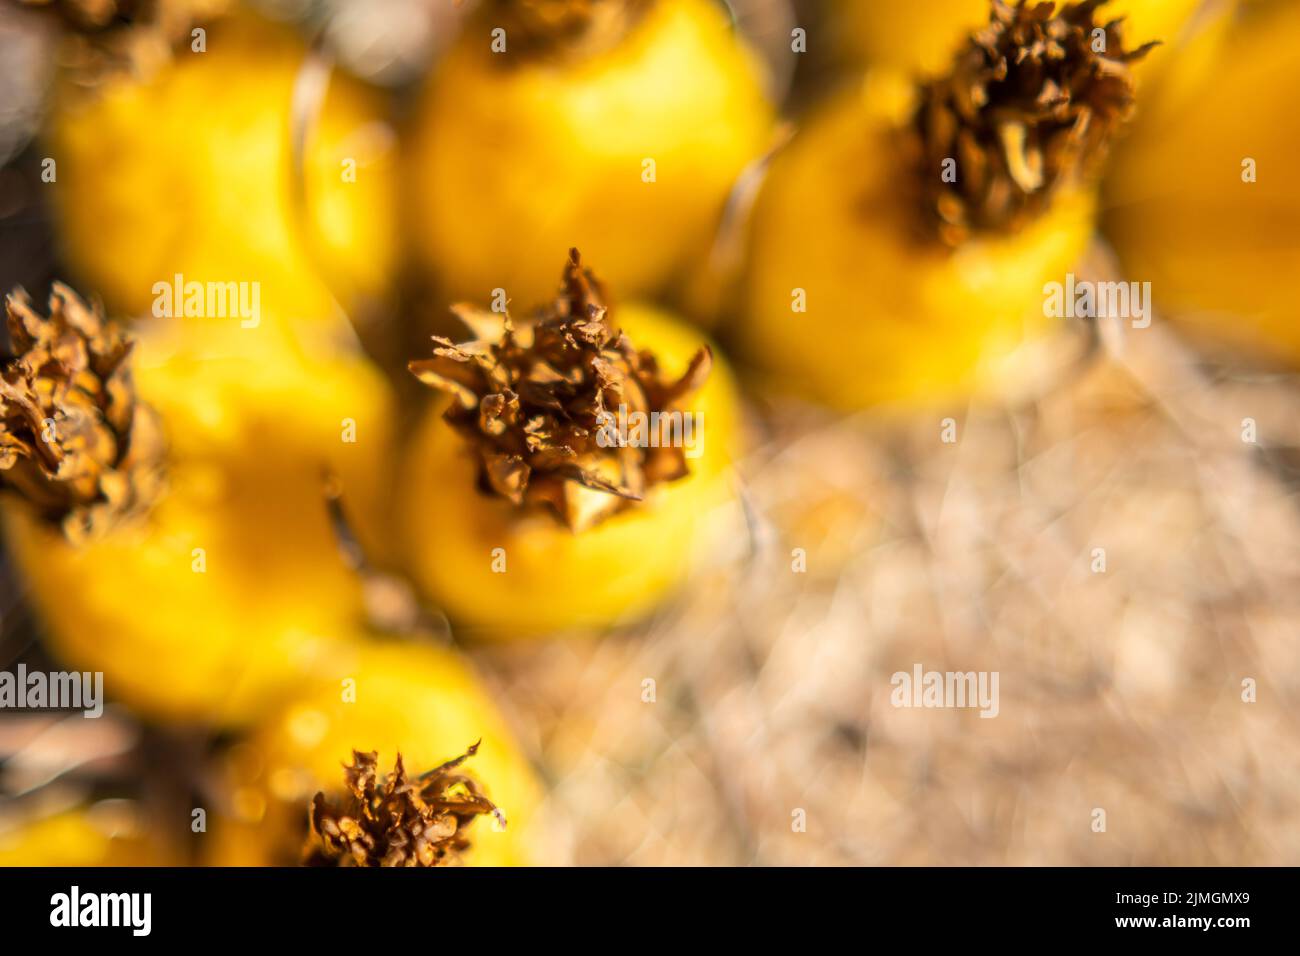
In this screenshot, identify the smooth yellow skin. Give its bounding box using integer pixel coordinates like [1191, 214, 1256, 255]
[46, 10, 398, 320]
[402, 304, 742, 639]
[409, 0, 773, 307]
[207, 641, 541, 866]
[839, 0, 1207, 78]
[2, 320, 395, 726]
[0, 809, 173, 867]
[741, 79, 1095, 411]
[1103, 0, 1300, 365]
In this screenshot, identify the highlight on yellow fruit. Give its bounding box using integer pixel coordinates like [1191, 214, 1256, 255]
[207, 640, 541, 867]
[1102, 0, 1300, 365]
[401, 252, 743, 638]
[0, 804, 174, 867]
[45, 9, 398, 321]
[408, 0, 774, 308]
[837, 0, 1206, 79]
[740, 2, 1151, 410]
[1, 288, 396, 726]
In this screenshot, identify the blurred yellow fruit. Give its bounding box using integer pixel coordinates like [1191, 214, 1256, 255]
[2, 289, 395, 726]
[740, 2, 1153, 410]
[45, 10, 398, 321]
[838, 0, 1206, 78]
[401, 254, 742, 638]
[207, 641, 541, 866]
[1103, 0, 1300, 364]
[408, 0, 773, 307]
[742, 82, 1094, 409]
[0, 806, 173, 867]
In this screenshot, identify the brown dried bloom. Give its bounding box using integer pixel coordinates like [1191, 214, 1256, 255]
[0, 283, 165, 542]
[911, 0, 1157, 246]
[26, 0, 232, 89]
[19, 0, 127, 30]
[305, 745, 504, 867]
[409, 249, 711, 532]
[485, 0, 649, 59]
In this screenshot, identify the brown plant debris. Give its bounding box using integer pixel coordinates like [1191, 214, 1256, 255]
[19, 0, 130, 30]
[911, 0, 1157, 245]
[484, 0, 649, 59]
[27, 0, 232, 89]
[0, 283, 165, 542]
[305, 745, 505, 867]
[409, 249, 711, 532]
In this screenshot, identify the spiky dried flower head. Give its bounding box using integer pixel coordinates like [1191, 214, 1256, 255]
[0, 283, 165, 542]
[409, 249, 712, 532]
[305, 745, 504, 867]
[911, 0, 1157, 246]
[484, 0, 649, 58]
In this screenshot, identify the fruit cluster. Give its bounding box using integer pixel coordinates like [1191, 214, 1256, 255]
[0, 0, 1291, 866]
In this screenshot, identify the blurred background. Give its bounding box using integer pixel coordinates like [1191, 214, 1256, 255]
[0, 0, 1297, 866]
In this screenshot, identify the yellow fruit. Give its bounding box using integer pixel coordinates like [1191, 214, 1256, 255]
[409, 0, 773, 307]
[0, 806, 173, 867]
[46, 10, 397, 320]
[742, 82, 1094, 409]
[207, 641, 541, 866]
[401, 253, 742, 638]
[1, 289, 395, 726]
[128, 316, 396, 564]
[1103, 0, 1300, 364]
[740, 3, 1149, 410]
[838, 0, 1206, 78]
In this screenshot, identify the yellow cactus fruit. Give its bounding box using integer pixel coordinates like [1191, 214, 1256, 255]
[44, 9, 398, 321]
[0, 284, 395, 726]
[1103, 0, 1300, 365]
[208, 641, 541, 867]
[401, 250, 742, 638]
[408, 0, 774, 307]
[837, 0, 1206, 79]
[741, 2, 1152, 409]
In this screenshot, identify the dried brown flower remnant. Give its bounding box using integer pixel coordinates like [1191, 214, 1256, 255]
[409, 249, 711, 532]
[912, 0, 1157, 246]
[20, 0, 129, 30]
[28, 0, 231, 88]
[305, 746, 504, 867]
[486, 0, 649, 58]
[0, 284, 165, 542]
